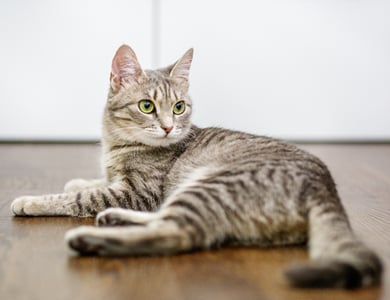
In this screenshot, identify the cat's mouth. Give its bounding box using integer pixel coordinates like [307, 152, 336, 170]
[163, 131, 174, 138]
[135, 129, 178, 147]
[137, 126, 189, 147]
[156, 128, 175, 139]
[159, 133, 175, 140]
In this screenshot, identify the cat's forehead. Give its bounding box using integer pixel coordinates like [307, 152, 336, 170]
[108, 68, 190, 109]
[143, 70, 188, 102]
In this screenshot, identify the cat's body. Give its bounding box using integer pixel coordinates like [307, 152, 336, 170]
[102, 125, 312, 247]
[11, 45, 382, 289]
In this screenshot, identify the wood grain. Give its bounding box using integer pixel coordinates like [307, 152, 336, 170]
[0, 144, 388, 300]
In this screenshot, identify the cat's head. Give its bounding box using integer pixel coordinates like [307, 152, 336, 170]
[103, 45, 194, 147]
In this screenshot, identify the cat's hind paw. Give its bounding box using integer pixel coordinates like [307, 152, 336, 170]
[65, 226, 134, 256]
[65, 226, 106, 255]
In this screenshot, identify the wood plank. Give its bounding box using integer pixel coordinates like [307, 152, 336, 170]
[0, 144, 388, 300]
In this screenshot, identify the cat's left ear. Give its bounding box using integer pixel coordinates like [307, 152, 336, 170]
[110, 45, 146, 92]
[169, 48, 194, 82]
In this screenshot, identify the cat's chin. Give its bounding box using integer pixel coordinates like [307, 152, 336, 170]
[138, 136, 182, 147]
[129, 131, 183, 147]
[136, 127, 191, 148]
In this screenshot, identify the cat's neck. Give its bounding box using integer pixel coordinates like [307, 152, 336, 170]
[100, 125, 200, 181]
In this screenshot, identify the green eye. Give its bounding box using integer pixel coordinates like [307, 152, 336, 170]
[138, 100, 155, 114]
[173, 101, 186, 115]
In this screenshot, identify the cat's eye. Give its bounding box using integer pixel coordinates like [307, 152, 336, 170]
[173, 101, 185, 115]
[138, 100, 155, 114]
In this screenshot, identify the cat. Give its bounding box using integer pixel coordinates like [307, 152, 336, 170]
[11, 45, 382, 289]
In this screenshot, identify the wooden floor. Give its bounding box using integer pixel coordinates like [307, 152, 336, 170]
[0, 143, 389, 300]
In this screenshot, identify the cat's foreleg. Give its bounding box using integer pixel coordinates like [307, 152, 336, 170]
[64, 178, 107, 193]
[11, 183, 130, 217]
[96, 208, 157, 226]
[11, 175, 162, 217]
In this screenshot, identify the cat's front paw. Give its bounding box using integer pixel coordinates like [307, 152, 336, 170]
[97, 208, 132, 227]
[64, 178, 107, 192]
[96, 208, 150, 227]
[64, 179, 89, 193]
[11, 196, 42, 216]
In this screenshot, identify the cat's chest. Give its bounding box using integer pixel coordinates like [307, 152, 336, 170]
[103, 146, 130, 175]
[104, 145, 177, 184]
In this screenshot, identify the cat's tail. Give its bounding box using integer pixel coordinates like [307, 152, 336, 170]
[285, 198, 383, 289]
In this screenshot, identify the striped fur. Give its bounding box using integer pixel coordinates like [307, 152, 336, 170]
[11, 45, 382, 289]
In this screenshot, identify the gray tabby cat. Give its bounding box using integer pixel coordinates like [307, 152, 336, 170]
[11, 45, 382, 289]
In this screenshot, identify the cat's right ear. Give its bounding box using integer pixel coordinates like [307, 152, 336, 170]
[169, 48, 194, 82]
[110, 45, 146, 92]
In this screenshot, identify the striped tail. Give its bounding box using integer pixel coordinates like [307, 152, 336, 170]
[285, 201, 383, 289]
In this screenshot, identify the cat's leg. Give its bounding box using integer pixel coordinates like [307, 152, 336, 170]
[96, 208, 155, 226]
[285, 192, 382, 289]
[65, 166, 308, 256]
[11, 180, 159, 217]
[11, 187, 122, 217]
[64, 178, 107, 193]
[65, 183, 235, 255]
[65, 211, 195, 256]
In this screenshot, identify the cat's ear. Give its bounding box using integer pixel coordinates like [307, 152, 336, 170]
[169, 48, 194, 81]
[110, 45, 146, 92]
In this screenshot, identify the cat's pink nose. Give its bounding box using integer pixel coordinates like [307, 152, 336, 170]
[162, 126, 173, 134]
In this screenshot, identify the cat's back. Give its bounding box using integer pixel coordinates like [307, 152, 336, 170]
[163, 126, 334, 201]
[183, 126, 307, 163]
[167, 126, 328, 185]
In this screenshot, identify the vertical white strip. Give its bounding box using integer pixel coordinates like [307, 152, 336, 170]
[152, 0, 161, 68]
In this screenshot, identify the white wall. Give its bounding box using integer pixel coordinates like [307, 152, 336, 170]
[1, 0, 389, 141]
[0, 0, 153, 140]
